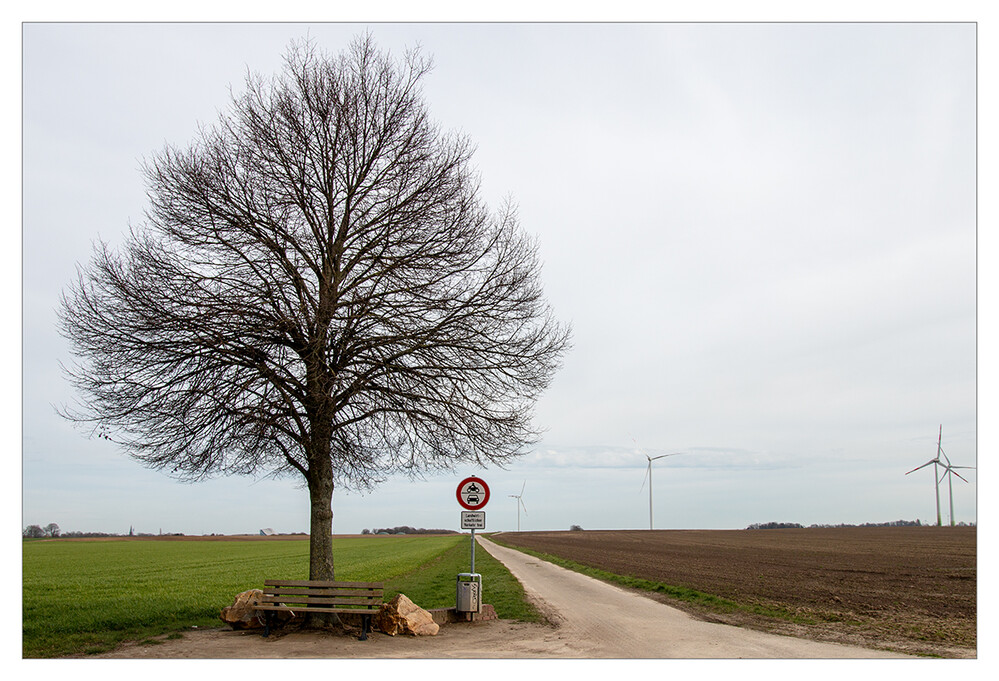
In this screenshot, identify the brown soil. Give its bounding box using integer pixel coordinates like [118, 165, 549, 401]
[494, 526, 976, 658]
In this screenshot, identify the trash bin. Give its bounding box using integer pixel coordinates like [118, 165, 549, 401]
[456, 572, 482, 613]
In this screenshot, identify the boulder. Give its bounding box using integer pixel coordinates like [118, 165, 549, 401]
[220, 589, 266, 630]
[374, 594, 440, 636]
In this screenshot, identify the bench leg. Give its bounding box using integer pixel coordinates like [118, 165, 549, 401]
[359, 614, 370, 641]
[262, 611, 272, 638]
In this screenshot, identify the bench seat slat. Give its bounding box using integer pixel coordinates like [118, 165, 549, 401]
[265, 587, 382, 597]
[262, 595, 379, 602]
[264, 591, 382, 599]
[261, 597, 379, 607]
[263, 595, 379, 600]
[262, 592, 381, 599]
[262, 592, 381, 600]
[264, 580, 384, 589]
[254, 604, 377, 615]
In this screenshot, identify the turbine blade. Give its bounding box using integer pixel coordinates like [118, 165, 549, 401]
[951, 469, 970, 483]
[520, 499, 528, 514]
[521, 480, 527, 496]
[633, 436, 647, 461]
[905, 459, 937, 475]
[939, 447, 952, 466]
[640, 462, 650, 492]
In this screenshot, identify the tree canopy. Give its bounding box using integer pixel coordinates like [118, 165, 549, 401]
[59, 35, 570, 583]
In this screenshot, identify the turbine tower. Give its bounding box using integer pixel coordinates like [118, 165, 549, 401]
[636, 440, 681, 530]
[937, 446, 975, 526]
[905, 425, 946, 526]
[509, 481, 527, 532]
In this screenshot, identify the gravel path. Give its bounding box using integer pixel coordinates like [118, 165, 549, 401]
[476, 535, 910, 658]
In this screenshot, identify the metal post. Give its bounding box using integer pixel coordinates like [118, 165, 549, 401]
[935, 426, 943, 526]
[948, 470, 955, 526]
[470, 528, 476, 573]
[649, 462, 654, 530]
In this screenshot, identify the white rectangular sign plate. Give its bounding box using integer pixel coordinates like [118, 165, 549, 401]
[461, 511, 486, 530]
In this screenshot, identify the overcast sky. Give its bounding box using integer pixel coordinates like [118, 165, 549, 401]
[19, 21, 983, 536]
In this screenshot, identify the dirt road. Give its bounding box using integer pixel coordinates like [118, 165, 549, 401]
[475, 535, 908, 658]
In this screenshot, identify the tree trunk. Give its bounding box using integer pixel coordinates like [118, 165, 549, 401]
[308, 472, 335, 580]
[305, 451, 339, 628]
[304, 356, 336, 583]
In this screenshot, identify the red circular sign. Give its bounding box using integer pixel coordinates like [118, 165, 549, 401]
[456, 476, 490, 510]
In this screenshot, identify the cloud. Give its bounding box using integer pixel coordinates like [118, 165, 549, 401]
[521, 443, 818, 471]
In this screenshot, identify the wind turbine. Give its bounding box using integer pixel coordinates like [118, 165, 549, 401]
[636, 440, 681, 530]
[509, 481, 527, 532]
[937, 446, 975, 527]
[905, 425, 947, 526]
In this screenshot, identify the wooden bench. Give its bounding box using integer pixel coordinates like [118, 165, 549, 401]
[254, 579, 384, 640]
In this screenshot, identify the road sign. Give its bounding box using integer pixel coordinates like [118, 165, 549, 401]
[456, 476, 490, 510]
[461, 511, 486, 530]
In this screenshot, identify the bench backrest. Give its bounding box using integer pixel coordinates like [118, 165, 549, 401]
[261, 579, 384, 611]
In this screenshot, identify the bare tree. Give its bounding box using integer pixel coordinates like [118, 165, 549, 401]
[44, 522, 61, 538]
[59, 36, 570, 586]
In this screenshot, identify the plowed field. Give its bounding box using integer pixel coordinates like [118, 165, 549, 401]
[494, 527, 976, 657]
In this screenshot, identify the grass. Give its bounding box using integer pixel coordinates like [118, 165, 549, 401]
[23, 534, 537, 658]
[384, 536, 543, 623]
[487, 535, 815, 625]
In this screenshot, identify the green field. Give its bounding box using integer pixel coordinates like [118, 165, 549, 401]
[22, 535, 540, 658]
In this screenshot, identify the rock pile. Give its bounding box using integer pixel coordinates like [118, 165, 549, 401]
[374, 594, 440, 636]
[220, 589, 267, 630]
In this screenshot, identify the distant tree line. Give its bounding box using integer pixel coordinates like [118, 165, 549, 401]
[361, 526, 459, 535]
[746, 519, 930, 530]
[23, 527, 185, 538]
[22, 523, 61, 538]
[22, 524, 192, 538]
[22, 524, 148, 538]
[809, 519, 925, 528]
